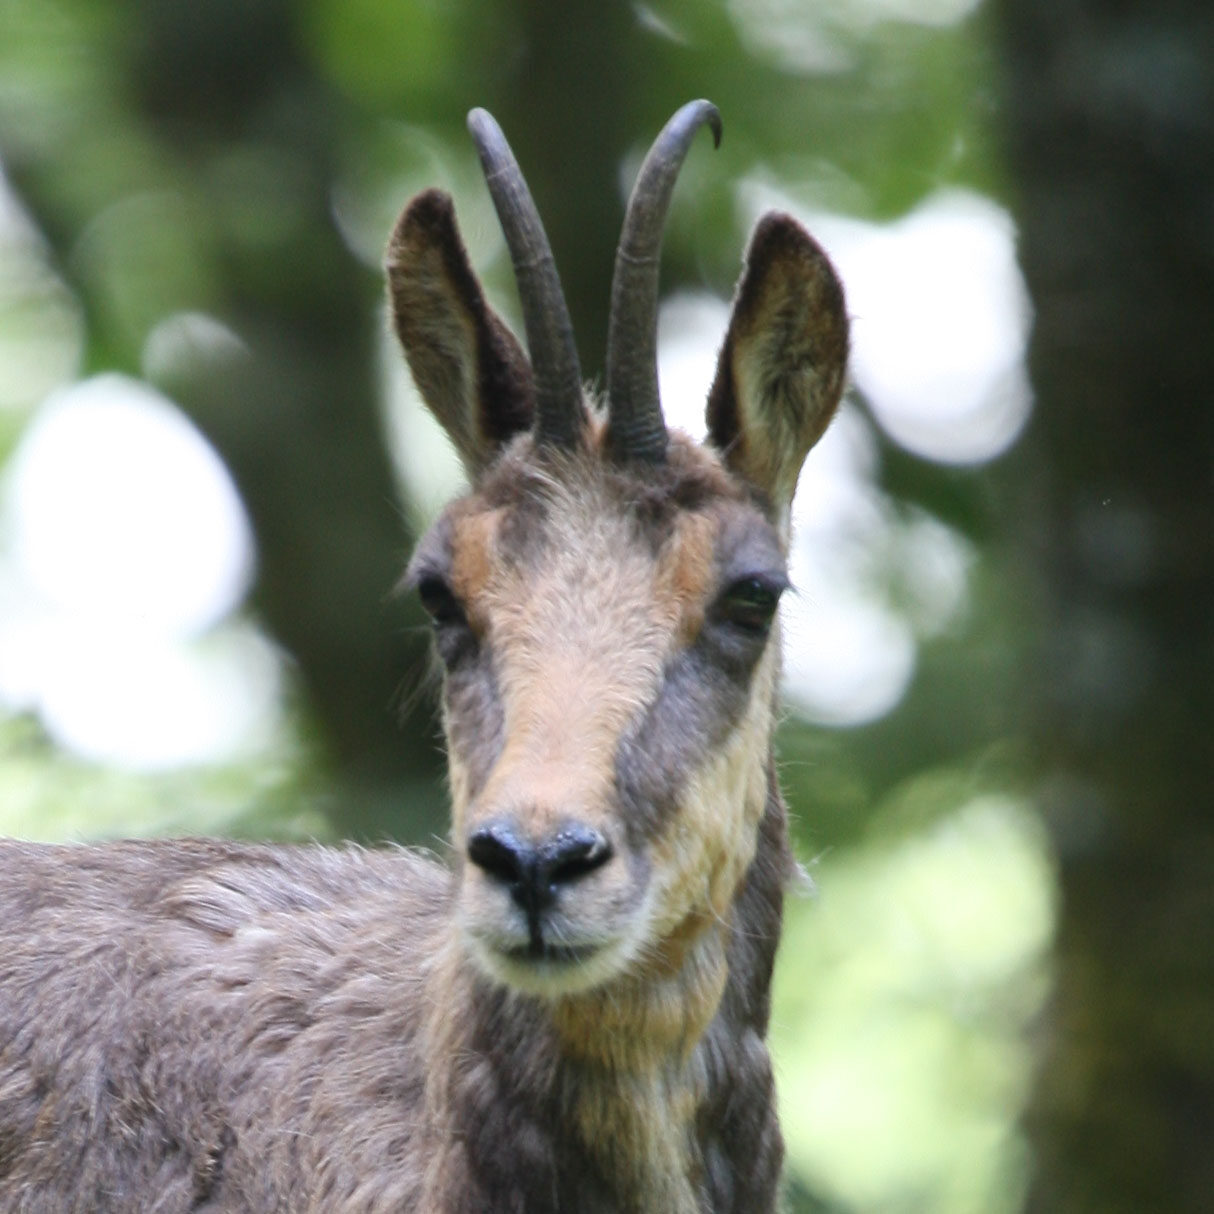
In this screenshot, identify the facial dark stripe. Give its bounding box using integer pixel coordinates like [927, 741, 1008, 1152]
[612, 635, 765, 848]
[443, 652, 507, 808]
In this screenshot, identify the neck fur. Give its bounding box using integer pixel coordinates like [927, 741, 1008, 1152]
[419, 759, 791, 1214]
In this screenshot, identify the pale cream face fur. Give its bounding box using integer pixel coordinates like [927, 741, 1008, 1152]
[426, 440, 785, 1001]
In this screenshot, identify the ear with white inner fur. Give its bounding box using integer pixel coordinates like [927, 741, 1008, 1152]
[386, 188, 535, 477]
[706, 212, 849, 521]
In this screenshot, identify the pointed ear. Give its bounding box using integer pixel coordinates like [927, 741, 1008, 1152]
[706, 213, 849, 520]
[386, 189, 534, 477]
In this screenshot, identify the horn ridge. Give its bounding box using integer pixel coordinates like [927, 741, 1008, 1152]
[605, 100, 722, 464]
[467, 108, 584, 450]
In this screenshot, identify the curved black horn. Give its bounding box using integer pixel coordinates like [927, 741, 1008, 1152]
[605, 100, 722, 464]
[467, 108, 584, 449]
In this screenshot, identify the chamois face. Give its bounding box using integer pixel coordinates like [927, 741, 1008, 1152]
[387, 103, 848, 1001]
[407, 432, 789, 995]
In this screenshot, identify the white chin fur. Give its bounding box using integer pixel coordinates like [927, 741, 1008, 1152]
[465, 925, 644, 998]
[461, 881, 658, 997]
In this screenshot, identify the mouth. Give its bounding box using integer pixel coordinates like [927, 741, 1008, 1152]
[461, 878, 653, 997]
[468, 926, 634, 996]
[504, 938, 601, 967]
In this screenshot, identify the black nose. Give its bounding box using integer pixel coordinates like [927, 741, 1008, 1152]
[467, 823, 613, 916]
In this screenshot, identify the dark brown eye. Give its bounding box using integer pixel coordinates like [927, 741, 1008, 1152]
[416, 576, 475, 667]
[717, 576, 785, 637]
[417, 576, 466, 629]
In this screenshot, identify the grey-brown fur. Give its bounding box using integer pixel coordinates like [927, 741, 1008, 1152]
[0, 840, 444, 1211]
[0, 823, 789, 1212]
[0, 104, 848, 1212]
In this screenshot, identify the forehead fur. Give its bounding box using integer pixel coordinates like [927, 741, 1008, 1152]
[497, 430, 741, 516]
[413, 426, 766, 572]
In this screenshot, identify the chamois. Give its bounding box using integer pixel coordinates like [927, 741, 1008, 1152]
[0, 100, 848, 1213]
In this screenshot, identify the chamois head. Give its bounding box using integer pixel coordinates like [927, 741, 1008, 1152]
[387, 102, 847, 1001]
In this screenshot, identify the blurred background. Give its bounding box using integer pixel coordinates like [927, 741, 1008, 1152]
[0, 0, 1210, 1209]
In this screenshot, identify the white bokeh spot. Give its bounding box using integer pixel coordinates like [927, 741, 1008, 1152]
[8, 374, 253, 638]
[0, 373, 283, 769]
[743, 184, 1034, 464]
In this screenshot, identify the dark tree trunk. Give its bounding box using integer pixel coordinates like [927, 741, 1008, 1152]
[478, 0, 637, 380]
[126, 2, 446, 841]
[2, 2, 447, 842]
[999, 0, 1214, 1208]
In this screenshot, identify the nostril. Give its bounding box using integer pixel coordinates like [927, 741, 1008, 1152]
[539, 828, 613, 888]
[467, 825, 528, 886]
[466, 823, 612, 919]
